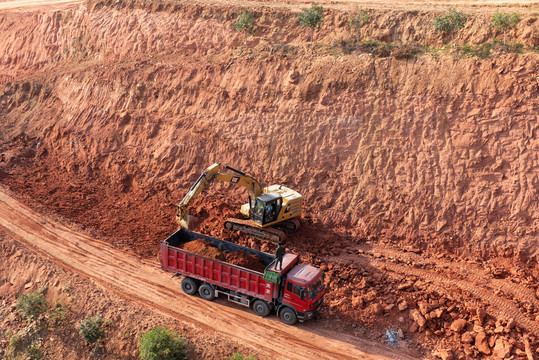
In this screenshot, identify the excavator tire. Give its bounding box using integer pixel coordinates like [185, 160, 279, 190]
[224, 218, 285, 244]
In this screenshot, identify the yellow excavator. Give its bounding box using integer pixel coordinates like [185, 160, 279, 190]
[176, 163, 302, 244]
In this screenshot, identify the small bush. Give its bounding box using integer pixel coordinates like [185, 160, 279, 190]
[234, 10, 255, 46]
[433, 8, 467, 47]
[391, 42, 424, 59]
[79, 314, 105, 345]
[16, 288, 49, 322]
[48, 303, 69, 328]
[298, 3, 324, 43]
[139, 327, 187, 360]
[229, 351, 258, 360]
[25, 343, 43, 360]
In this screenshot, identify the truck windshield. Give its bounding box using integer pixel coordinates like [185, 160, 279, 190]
[308, 274, 324, 299]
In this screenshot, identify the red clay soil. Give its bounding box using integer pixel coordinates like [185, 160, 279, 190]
[182, 239, 225, 261]
[224, 250, 267, 273]
[182, 239, 267, 273]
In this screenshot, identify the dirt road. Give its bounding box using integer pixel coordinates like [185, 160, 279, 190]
[0, 187, 419, 360]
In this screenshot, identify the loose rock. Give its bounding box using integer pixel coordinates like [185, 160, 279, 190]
[475, 331, 491, 355]
[450, 319, 468, 333]
[492, 338, 512, 359]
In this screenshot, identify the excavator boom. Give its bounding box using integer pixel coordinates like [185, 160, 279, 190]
[176, 162, 302, 243]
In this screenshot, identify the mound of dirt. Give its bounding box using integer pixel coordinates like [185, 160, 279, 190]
[224, 250, 267, 273]
[181, 239, 224, 261]
[182, 240, 267, 272]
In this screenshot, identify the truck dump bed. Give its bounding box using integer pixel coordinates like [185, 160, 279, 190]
[160, 228, 279, 302]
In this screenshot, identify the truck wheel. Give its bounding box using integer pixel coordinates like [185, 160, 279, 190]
[198, 283, 215, 301]
[280, 307, 297, 325]
[253, 300, 271, 317]
[181, 277, 198, 295]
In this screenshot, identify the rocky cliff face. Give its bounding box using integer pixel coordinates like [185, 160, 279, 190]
[0, 1, 538, 260]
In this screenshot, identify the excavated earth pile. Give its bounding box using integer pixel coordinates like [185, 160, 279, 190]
[1, 0, 539, 359]
[181, 239, 267, 272]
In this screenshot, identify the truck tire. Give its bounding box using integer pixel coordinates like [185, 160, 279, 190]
[198, 283, 215, 301]
[279, 307, 297, 325]
[253, 300, 271, 317]
[181, 277, 198, 295]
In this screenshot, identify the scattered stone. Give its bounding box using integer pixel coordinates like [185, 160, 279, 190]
[398, 316, 404, 323]
[409, 322, 419, 333]
[536, 288, 539, 300]
[433, 348, 453, 360]
[450, 319, 468, 333]
[461, 332, 474, 344]
[410, 309, 427, 330]
[495, 326, 505, 334]
[506, 318, 516, 330]
[477, 308, 487, 324]
[475, 331, 491, 355]
[397, 281, 413, 291]
[367, 303, 383, 316]
[397, 328, 404, 339]
[493, 338, 512, 359]
[418, 301, 430, 315]
[398, 300, 408, 311]
[289, 70, 300, 84]
[430, 308, 444, 319]
[351, 296, 363, 308]
[364, 290, 377, 302]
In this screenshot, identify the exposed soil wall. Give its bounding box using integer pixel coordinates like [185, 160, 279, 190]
[0, 1, 538, 263]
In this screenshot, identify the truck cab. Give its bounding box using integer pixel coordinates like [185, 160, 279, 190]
[280, 264, 325, 323]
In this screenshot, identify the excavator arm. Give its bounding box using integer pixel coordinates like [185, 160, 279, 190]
[176, 163, 263, 228]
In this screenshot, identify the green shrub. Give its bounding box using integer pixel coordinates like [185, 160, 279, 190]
[349, 7, 370, 42]
[433, 8, 467, 47]
[16, 288, 49, 322]
[229, 351, 258, 360]
[234, 10, 255, 46]
[139, 327, 187, 360]
[79, 314, 105, 344]
[25, 343, 43, 360]
[298, 3, 324, 43]
[492, 10, 520, 45]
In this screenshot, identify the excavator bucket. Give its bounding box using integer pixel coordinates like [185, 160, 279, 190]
[179, 213, 199, 230]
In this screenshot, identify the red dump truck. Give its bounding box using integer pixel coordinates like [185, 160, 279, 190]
[160, 228, 325, 325]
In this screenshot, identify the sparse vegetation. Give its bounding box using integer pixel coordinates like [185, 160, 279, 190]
[139, 327, 187, 360]
[349, 7, 370, 42]
[491, 10, 521, 45]
[433, 8, 467, 47]
[48, 303, 69, 329]
[298, 3, 324, 43]
[79, 314, 105, 345]
[229, 351, 258, 360]
[234, 10, 255, 46]
[25, 343, 44, 360]
[16, 288, 49, 322]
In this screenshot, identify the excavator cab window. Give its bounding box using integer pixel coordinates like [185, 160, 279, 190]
[252, 193, 282, 225]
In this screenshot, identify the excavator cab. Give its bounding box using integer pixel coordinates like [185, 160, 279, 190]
[252, 193, 282, 226]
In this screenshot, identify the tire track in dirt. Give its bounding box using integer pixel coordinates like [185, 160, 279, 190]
[0, 187, 420, 360]
[333, 246, 539, 335]
[363, 245, 539, 309]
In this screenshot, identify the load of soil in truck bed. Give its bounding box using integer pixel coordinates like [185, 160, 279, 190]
[181, 240, 267, 273]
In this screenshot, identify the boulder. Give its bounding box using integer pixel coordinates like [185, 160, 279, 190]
[450, 319, 468, 333]
[433, 349, 453, 360]
[492, 338, 512, 359]
[476, 308, 487, 324]
[410, 309, 427, 330]
[461, 332, 474, 344]
[475, 331, 491, 355]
